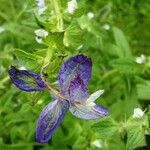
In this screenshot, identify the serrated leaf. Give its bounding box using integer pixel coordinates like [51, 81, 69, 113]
[72, 7, 85, 17]
[14, 49, 44, 70]
[126, 126, 146, 150]
[63, 21, 85, 48]
[110, 58, 142, 74]
[92, 117, 118, 138]
[45, 33, 64, 50]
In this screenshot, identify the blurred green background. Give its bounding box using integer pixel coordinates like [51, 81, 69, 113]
[0, 0, 150, 149]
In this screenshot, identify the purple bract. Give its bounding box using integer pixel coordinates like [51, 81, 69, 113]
[36, 99, 69, 143]
[8, 66, 46, 91]
[58, 54, 92, 96]
[8, 54, 108, 143]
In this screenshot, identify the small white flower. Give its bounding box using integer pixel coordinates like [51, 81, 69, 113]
[87, 12, 94, 20]
[35, 29, 49, 37]
[103, 24, 110, 30]
[136, 54, 146, 64]
[67, 0, 78, 14]
[76, 44, 83, 50]
[35, 36, 43, 44]
[36, 0, 47, 15]
[0, 26, 5, 33]
[132, 108, 144, 118]
[91, 139, 103, 149]
[35, 29, 48, 44]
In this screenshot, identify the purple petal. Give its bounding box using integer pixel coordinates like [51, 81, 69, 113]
[68, 75, 89, 102]
[93, 104, 108, 116]
[58, 54, 92, 95]
[69, 102, 108, 120]
[8, 66, 46, 92]
[36, 99, 69, 143]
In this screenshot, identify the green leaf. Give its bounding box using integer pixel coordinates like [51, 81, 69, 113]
[110, 58, 142, 74]
[126, 126, 146, 150]
[137, 80, 150, 100]
[45, 33, 64, 50]
[14, 49, 44, 70]
[105, 134, 126, 150]
[63, 21, 85, 48]
[92, 117, 118, 139]
[126, 116, 148, 150]
[113, 27, 132, 58]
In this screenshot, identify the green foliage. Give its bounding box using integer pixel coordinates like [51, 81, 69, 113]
[0, 0, 150, 149]
[92, 117, 118, 139]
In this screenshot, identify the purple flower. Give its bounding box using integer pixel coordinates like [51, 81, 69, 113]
[8, 54, 108, 143]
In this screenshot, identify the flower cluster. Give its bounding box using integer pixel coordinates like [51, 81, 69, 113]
[8, 54, 108, 143]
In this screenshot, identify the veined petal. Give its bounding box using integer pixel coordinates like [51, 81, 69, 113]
[8, 66, 46, 92]
[93, 103, 108, 116]
[58, 54, 92, 95]
[68, 75, 89, 102]
[36, 99, 69, 143]
[86, 89, 104, 103]
[69, 101, 108, 120]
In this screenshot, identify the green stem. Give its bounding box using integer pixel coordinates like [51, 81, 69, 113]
[51, 0, 63, 31]
[46, 83, 66, 100]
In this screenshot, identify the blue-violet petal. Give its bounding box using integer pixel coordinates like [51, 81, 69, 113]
[58, 54, 92, 95]
[8, 66, 46, 92]
[36, 99, 69, 143]
[68, 75, 89, 102]
[69, 102, 108, 120]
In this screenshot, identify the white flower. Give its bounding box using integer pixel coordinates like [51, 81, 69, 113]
[35, 36, 43, 44]
[136, 54, 146, 64]
[91, 139, 103, 149]
[103, 24, 110, 30]
[34, 29, 48, 44]
[35, 29, 49, 37]
[36, 0, 47, 15]
[0, 26, 5, 33]
[67, 0, 78, 14]
[87, 12, 94, 20]
[132, 108, 144, 118]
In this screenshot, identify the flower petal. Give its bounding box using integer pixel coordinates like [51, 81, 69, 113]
[68, 75, 89, 102]
[86, 89, 104, 103]
[36, 99, 69, 143]
[69, 102, 108, 120]
[58, 54, 92, 95]
[8, 66, 46, 92]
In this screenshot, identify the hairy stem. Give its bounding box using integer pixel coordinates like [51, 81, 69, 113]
[45, 82, 66, 100]
[51, 0, 63, 31]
